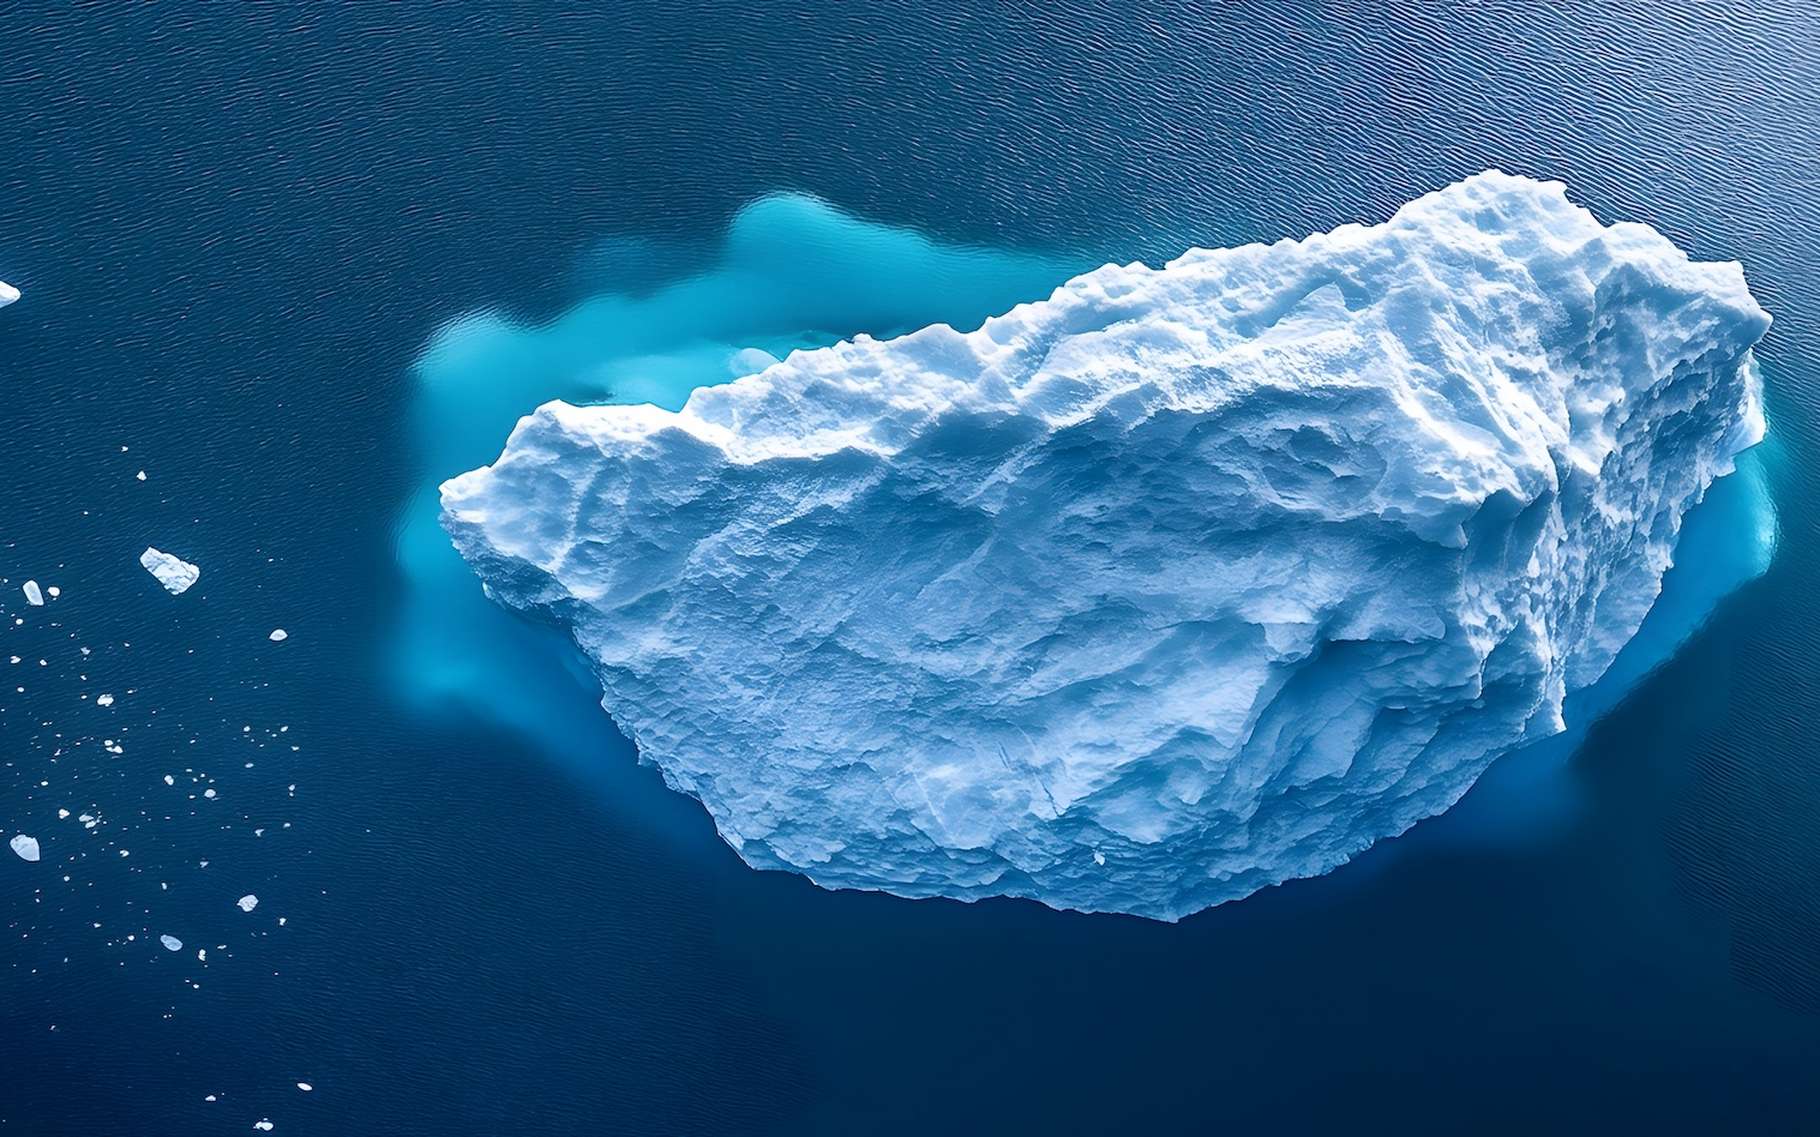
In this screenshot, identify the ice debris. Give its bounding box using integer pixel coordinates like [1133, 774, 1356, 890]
[140, 547, 200, 595]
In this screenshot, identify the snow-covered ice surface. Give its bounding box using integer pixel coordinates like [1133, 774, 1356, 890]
[140, 547, 200, 595]
[443, 173, 1770, 920]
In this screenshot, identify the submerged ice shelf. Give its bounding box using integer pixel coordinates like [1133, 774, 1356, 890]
[443, 173, 1770, 920]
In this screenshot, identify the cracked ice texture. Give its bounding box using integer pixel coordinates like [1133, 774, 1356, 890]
[442, 173, 1768, 919]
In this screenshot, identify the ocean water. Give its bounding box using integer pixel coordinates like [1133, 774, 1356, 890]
[3, 4, 1819, 1134]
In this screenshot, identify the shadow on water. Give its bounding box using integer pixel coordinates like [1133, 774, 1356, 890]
[386, 191, 1779, 897]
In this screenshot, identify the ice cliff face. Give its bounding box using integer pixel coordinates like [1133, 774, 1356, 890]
[442, 173, 1768, 920]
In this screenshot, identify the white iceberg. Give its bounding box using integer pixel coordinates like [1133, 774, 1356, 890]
[442, 173, 1770, 920]
[268, 628, 288, 642]
[9, 834, 40, 862]
[0, 280, 17, 308]
[236, 894, 258, 912]
[21, 580, 42, 606]
[159, 934, 183, 952]
[140, 547, 200, 595]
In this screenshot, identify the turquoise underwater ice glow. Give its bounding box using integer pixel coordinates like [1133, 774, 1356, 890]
[396, 186, 1777, 908]
[390, 194, 1082, 757]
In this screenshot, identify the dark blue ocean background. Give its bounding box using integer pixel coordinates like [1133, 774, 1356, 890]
[3, 3, 1818, 1133]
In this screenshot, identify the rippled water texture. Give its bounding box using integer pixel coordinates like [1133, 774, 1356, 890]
[5, 2, 1820, 1132]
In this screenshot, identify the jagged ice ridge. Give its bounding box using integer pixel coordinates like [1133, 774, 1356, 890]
[442, 173, 1768, 920]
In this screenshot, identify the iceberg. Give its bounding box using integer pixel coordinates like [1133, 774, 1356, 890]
[140, 547, 200, 595]
[442, 173, 1769, 920]
[9, 834, 40, 862]
[0, 280, 17, 308]
[21, 580, 43, 606]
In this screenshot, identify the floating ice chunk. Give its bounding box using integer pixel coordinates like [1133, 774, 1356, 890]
[296, 1083, 312, 1093]
[46, 586, 59, 599]
[728, 346, 781, 377]
[21, 580, 42, 606]
[0, 280, 17, 307]
[160, 934, 182, 951]
[444, 172, 1772, 920]
[163, 775, 174, 786]
[254, 1122, 273, 1132]
[140, 547, 200, 595]
[236, 894, 258, 912]
[96, 693, 115, 707]
[136, 470, 147, 481]
[9, 834, 40, 862]
[268, 628, 288, 642]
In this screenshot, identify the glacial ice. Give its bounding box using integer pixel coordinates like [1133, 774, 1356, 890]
[21, 580, 43, 606]
[140, 547, 200, 595]
[10, 834, 40, 862]
[0, 280, 17, 307]
[442, 173, 1770, 920]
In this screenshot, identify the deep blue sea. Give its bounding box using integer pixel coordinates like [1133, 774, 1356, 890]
[3, 4, 1819, 1134]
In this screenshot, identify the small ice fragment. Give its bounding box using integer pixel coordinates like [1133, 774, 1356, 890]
[56, 809, 69, 819]
[205, 1095, 217, 1102]
[22, 580, 43, 606]
[1092, 850, 1106, 866]
[96, 693, 115, 707]
[236, 894, 258, 912]
[136, 470, 147, 481]
[729, 346, 781, 377]
[0, 280, 19, 307]
[198, 948, 207, 962]
[203, 788, 217, 799]
[296, 1083, 312, 1092]
[160, 934, 182, 951]
[10, 834, 41, 862]
[139, 547, 200, 595]
[254, 1122, 274, 1132]
[268, 628, 288, 642]
[164, 775, 174, 786]
[46, 586, 59, 598]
